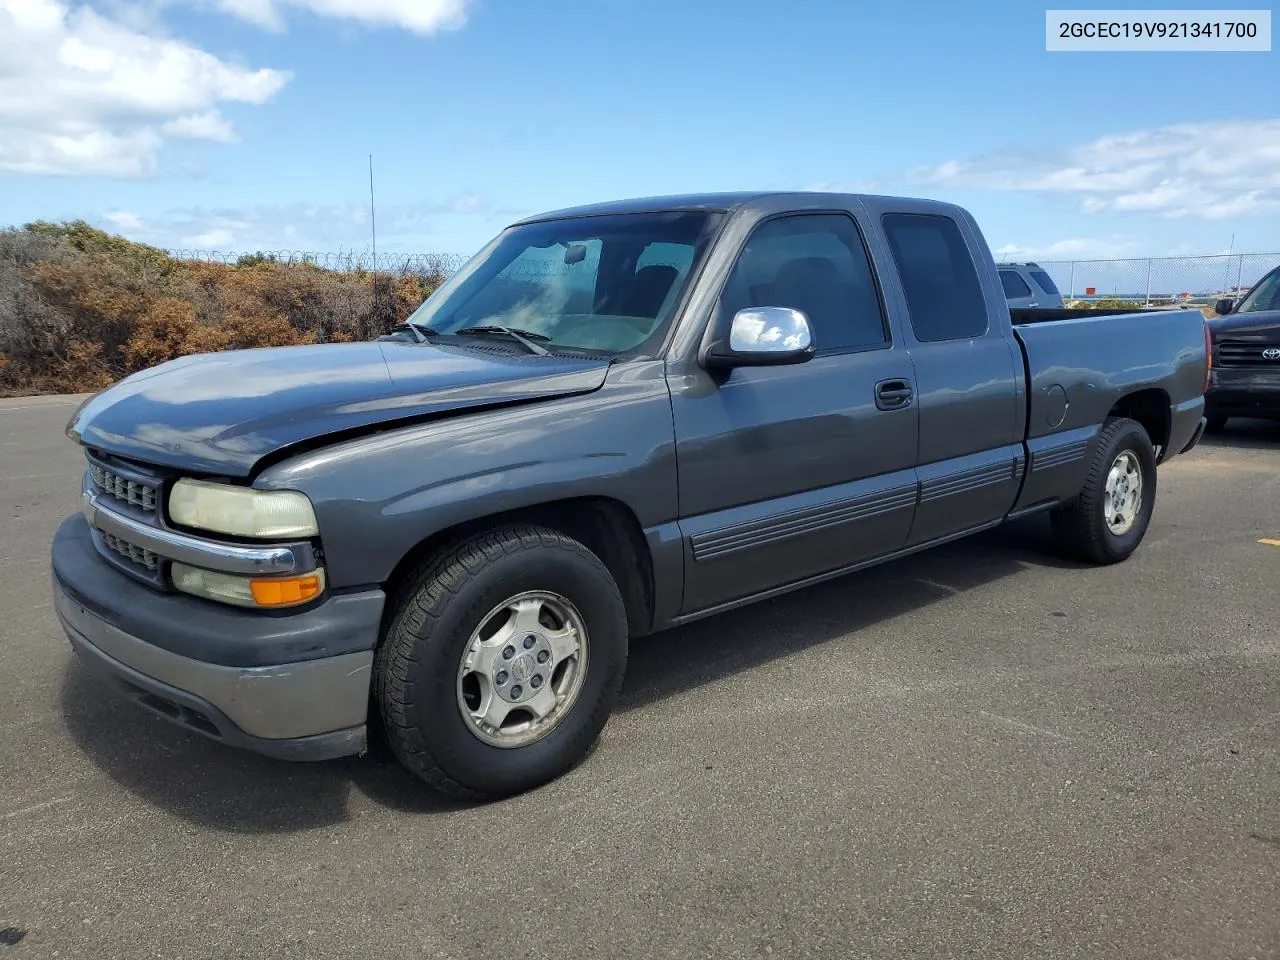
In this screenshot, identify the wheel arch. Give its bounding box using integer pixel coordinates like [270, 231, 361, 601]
[380, 496, 656, 638]
[1107, 388, 1171, 460]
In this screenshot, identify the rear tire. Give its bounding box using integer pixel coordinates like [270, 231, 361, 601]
[1205, 414, 1228, 432]
[374, 525, 629, 799]
[1050, 417, 1157, 565]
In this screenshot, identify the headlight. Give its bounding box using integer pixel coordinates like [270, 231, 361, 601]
[169, 479, 318, 539]
[172, 563, 326, 609]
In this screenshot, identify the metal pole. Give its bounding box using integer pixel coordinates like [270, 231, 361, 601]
[1069, 262, 1076, 300]
[368, 154, 378, 269]
[1144, 259, 1152, 305]
[1236, 254, 1244, 294]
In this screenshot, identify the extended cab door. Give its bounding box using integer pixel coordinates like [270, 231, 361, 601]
[873, 205, 1026, 546]
[668, 207, 919, 615]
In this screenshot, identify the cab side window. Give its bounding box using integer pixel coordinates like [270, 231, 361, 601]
[717, 214, 888, 354]
[883, 214, 989, 342]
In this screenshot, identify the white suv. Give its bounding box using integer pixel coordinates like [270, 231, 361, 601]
[998, 262, 1064, 309]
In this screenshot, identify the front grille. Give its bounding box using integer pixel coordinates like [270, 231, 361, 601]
[88, 460, 158, 512]
[1216, 337, 1280, 367]
[99, 531, 160, 572]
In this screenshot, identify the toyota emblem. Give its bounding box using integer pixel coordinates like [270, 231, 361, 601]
[1264, 348, 1280, 360]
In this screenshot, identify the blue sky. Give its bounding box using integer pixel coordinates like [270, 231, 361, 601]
[1, 0, 1277, 261]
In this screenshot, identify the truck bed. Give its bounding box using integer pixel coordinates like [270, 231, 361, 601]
[1009, 306, 1193, 325]
[1013, 307, 1209, 444]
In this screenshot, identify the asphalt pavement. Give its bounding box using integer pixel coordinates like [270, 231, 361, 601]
[1, 394, 1278, 960]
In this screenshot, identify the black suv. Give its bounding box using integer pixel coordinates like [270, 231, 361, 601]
[1206, 264, 1280, 430]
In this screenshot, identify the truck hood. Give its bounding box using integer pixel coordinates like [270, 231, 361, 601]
[68, 341, 612, 477]
[1208, 309, 1280, 338]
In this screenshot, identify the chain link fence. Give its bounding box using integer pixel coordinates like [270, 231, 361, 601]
[1006, 253, 1280, 307]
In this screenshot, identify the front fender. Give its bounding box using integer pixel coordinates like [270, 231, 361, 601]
[254, 362, 678, 590]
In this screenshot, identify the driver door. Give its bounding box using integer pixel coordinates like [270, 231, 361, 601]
[669, 211, 920, 614]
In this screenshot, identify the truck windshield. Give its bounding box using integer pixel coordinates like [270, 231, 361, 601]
[1238, 268, 1280, 314]
[406, 211, 724, 356]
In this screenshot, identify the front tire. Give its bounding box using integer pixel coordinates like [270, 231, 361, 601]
[374, 525, 629, 799]
[1205, 414, 1228, 433]
[1050, 417, 1157, 565]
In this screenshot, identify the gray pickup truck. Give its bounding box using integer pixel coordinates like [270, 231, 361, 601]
[53, 192, 1210, 798]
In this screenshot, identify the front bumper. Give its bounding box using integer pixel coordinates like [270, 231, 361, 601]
[1206, 367, 1280, 419]
[52, 515, 385, 761]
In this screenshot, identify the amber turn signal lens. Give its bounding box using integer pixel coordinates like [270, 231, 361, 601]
[250, 573, 323, 607]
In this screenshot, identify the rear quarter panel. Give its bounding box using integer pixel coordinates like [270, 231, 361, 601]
[1016, 310, 1206, 437]
[1013, 310, 1207, 509]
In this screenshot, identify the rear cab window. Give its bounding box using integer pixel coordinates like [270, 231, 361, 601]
[882, 214, 989, 342]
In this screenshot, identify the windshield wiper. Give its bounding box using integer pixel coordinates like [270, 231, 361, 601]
[455, 325, 551, 356]
[381, 321, 442, 344]
[407, 320, 445, 340]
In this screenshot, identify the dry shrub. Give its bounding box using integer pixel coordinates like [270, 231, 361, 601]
[0, 221, 447, 396]
[49, 340, 115, 393]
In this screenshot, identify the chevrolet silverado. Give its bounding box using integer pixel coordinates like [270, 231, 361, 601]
[53, 192, 1210, 798]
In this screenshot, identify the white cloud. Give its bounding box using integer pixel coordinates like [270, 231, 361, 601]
[98, 195, 512, 253]
[904, 119, 1280, 220]
[184, 227, 236, 247]
[207, 0, 470, 33]
[993, 237, 1141, 261]
[103, 209, 143, 230]
[163, 111, 237, 141]
[0, 0, 289, 176]
[449, 192, 488, 214]
[206, 0, 283, 29]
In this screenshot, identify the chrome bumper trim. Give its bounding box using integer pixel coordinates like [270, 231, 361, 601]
[82, 487, 299, 576]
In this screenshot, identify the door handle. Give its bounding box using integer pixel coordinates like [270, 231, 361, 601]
[1028, 301, 1040, 308]
[875, 379, 914, 411]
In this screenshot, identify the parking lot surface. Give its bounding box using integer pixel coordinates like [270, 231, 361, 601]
[1, 394, 1278, 960]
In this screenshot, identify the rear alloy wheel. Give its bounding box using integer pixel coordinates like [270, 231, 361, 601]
[1051, 417, 1157, 565]
[1102, 450, 1144, 536]
[374, 525, 628, 799]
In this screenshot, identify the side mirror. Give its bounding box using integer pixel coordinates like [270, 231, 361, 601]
[702, 307, 816, 370]
[1215, 298, 1235, 315]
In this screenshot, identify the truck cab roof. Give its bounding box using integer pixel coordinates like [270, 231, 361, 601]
[513, 191, 970, 226]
